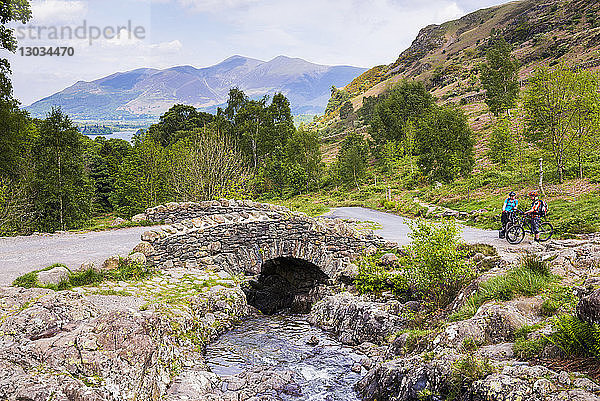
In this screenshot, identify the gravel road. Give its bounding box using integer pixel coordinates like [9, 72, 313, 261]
[0, 207, 514, 286]
[0, 227, 151, 286]
[325, 206, 510, 249]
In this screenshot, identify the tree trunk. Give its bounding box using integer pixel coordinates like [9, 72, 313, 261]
[538, 158, 545, 196]
[57, 149, 64, 231]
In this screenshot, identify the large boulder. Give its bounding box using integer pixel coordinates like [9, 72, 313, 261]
[124, 252, 147, 266]
[308, 293, 408, 345]
[434, 296, 544, 348]
[37, 265, 70, 286]
[355, 352, 459, 401]
[577, 288, 600, 325]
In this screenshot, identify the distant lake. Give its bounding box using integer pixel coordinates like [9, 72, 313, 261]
[84, 130, 139, 142]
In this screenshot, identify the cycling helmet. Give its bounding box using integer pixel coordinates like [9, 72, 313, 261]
[528, 191, 538, 197]
[509, 191, 516, 197]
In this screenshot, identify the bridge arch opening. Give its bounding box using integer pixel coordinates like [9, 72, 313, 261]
[243, 257, 329, 315]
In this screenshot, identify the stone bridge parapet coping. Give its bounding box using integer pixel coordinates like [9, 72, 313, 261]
[134, 199, 290, 224]
[139, 201, 387, 281]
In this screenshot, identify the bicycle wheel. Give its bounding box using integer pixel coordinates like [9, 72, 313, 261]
[538, 222, 554, 242]
[506, 225, 525, 244]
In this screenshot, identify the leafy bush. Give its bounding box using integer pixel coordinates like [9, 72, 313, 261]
[548, 314, 600, 359]
[405, 220, 474, 309]
[354, 255, 410, 299]
[487, 119, 516, 165]
[450, 257, 557, 321]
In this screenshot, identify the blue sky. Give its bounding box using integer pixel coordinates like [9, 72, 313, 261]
[9, 0, 508, 105]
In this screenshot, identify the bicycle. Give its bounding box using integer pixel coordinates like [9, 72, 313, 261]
[505, 209, 554, 245]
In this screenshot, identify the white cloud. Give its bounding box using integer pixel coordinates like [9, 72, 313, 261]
[207, 0, 465, 66]
[30, 0, 88, 23]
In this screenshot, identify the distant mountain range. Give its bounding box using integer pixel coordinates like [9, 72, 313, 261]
[25, 55, 367, 120]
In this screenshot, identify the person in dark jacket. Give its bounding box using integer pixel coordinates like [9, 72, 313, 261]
[500, 191, 518, 239]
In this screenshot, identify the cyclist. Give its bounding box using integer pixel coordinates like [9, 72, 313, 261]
[524, 191, 543, 242]
[500, 191, 518, 239]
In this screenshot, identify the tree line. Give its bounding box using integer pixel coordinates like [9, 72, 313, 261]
[0, 89, 326, 234]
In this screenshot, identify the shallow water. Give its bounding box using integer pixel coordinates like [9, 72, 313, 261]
[205, 314, 364, 401]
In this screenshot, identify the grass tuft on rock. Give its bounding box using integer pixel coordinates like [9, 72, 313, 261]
[12, 259, 154, 291]
[450, 256, 558, 321]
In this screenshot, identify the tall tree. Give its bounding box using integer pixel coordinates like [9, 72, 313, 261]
[165, 128, 248, 201]
[31, 108, 92, 231]
[286, 127, 322, 193]
[415, 106, 475, 183]
[371, 81, 434, 145]
[336, 132, 369, 190]
[147, 104, 213, 146]
[480, 35, 520, 116]
[524, 65, 579, 184]
[571, 70, 600, 179]
[112, 135, 170, 217]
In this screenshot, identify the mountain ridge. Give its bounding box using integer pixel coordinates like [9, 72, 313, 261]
[26, 55, 366, 119]
[327, 0, 600, 117]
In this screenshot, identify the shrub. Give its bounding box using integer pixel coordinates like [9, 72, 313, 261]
[548, 314, 600, 359]
[354, 254, 411, 299]
[406, 220, 474, 309]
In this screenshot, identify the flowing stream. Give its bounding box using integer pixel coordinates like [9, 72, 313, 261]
[205, 314, 364, 400]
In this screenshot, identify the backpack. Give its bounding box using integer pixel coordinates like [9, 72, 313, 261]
[538, 200, 548, 217]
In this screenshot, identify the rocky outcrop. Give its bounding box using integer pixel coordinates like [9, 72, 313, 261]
[308, 292, 411, 345]
[436, 297, 544, 348]
[355, 351, 458, 401]
[0, 284, 249, 401]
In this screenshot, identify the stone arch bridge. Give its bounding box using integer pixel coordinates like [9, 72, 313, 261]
[136, 200, 387, 312]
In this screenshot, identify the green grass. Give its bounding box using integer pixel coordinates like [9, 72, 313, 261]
[12, 259, 154, 291]
[450, 256, 559, 321]
[12, 263, 67, 288]
[512, 322, 549, 360]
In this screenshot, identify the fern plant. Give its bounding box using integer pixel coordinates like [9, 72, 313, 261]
[549, 314, 600, 359]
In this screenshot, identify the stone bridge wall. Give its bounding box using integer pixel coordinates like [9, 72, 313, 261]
[140, 207, 384, 281]
[138, 200, 289, 224]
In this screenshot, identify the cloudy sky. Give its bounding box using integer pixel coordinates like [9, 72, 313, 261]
[9, 0, 508, 106]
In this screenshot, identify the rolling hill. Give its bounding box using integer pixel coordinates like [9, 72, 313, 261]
[25, 55, 367, 120]
[324, 0, 600, 117]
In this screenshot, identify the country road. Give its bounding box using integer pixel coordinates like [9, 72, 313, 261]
[0, 207, 513, 286]
[0, 227, 151, 286]
[325, 207, 511, 249]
